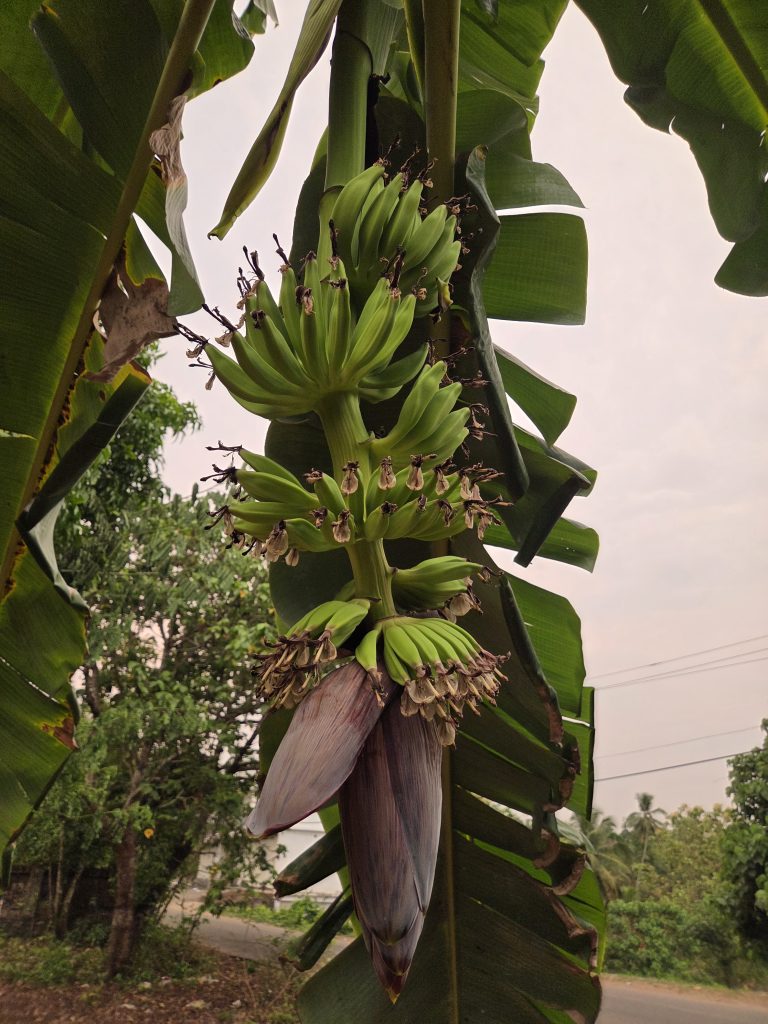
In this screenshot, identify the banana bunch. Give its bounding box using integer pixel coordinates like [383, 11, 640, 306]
[391, 556, 483, 613]
[256, 599, 370, 708]
[203, 250, 425, 420]
[368, 359, 470, 467]
[354, 615, 506, 746]
[331, 162, 462, 315]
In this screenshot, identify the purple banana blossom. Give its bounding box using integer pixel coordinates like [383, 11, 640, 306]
[245, 661, 443, 1000]
[340, 700, 442, 999]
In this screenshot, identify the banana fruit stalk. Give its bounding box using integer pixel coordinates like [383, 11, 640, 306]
[198, 162, 509, 1000]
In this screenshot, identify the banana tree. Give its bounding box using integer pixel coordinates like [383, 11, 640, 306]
[193, 1, 768, 1020]
[2, 0, 766, 1021]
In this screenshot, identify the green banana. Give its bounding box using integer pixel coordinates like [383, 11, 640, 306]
[288, 599, 355, 638]
[387, 381, 464, 458]
[229, 330, 301, 398]
[400, 620, 442, 672]
[325, 278, 352, 375]
[368, 361, 446, 460]
[324, 600, 370, 647]
[342, 287, 398, 380]
[330, 162, 387, 262]
[383, 622, 423, 671]
[206, 343, 278, 406]
[378, 176, 423, 257]
[356, 173, 404, 271]
[359, 342, 428, 392]
[284, 518, 335, 553]
[361, 502, 396, 541]
[355, 625, 382, 674]
[311, 472, 347, 516]
[399, 203, 449, 272]
[235, 471, 317, 511]
[253, 312, 311, 388]
[361, 292, 418, 378]
[245, 276, 287, 340]
[278, 263, 301, 347]
[239, 450, 300, 483]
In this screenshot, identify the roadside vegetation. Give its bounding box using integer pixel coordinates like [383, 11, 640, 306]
[577, 743, 768, 989]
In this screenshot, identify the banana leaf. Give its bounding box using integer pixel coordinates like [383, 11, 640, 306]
[0, 0, 257, 855]
[577, 0, 768, 294]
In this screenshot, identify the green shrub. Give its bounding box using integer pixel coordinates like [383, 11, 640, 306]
[126, 921, 213, 981]
[0, 934, 102, 986]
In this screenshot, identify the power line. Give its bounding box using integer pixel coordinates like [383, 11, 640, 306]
[595, 750, 749, 783]
[595, 725, 760, 760]
[588, 633, 768, 680]
[596, 654, 768, 693]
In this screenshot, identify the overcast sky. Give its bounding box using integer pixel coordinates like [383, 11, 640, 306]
[156, 5, 767, 822]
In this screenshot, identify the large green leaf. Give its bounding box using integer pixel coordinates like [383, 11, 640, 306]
[577, 0, 768, 293]
[0, 0, 254, 855]
[210, 0, 343, 238]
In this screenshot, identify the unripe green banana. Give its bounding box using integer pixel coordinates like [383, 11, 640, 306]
[207, 343, 299, 412]
[342, 288, 398, 381]
[400, 620, 443, 672]
[325, 278, 352, 375]
[378, 176, 423, 257]
[354, 625, 382, 675]
[278, 263, 301, 347]
[386, 496, 430, 539]
[361, 292, 418, 378]
[383, 622, 423, 671]
[252, 312, 311, 388]
[229, 330, 301, 398]
[356, 173, 404, 272]
[399, 204, 449, 272]
[381, 627, 415, 684]
[235, 471, 317, 512]
[323, 599, 371, 647]
[359, 342, 428, 394]
[299, 292, 328, 382]
[239, 450, 300, 483]
[413, 408, 470, 464]
[311, 472, 347, 516]
[368, 361, 446, 460]
[245, 277, 287, 340]
[330, 162, 387, 263]
[396, 556, 482, 586]
[361, 502, 396, 541]
[284, 517, 335, 553]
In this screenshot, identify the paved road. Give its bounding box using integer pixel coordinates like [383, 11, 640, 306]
[600, 981, 767, 1023]
[167, 903, 768, 1023]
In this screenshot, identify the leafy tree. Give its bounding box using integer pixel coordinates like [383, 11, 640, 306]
[15, 492, 275, 975]
[623, 792, 667, 893]
[12, 372, 274, 975]
[723, 722, 768, 945]
[573, 809, 632, 901]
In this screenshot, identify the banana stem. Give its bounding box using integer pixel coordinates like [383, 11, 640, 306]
[423, 0, 460, 361]
[317, 393, 396, 618]
[317, 391, 371, 481]
[325, 14, 371, 192]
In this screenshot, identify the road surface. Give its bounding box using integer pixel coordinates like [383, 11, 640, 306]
[600, 980, 767, 1023]
[167, 901, 768, 1023]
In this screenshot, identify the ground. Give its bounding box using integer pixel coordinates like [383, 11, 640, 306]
[0, 951, 299, 1024]
[2, 913, 767, 1024]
